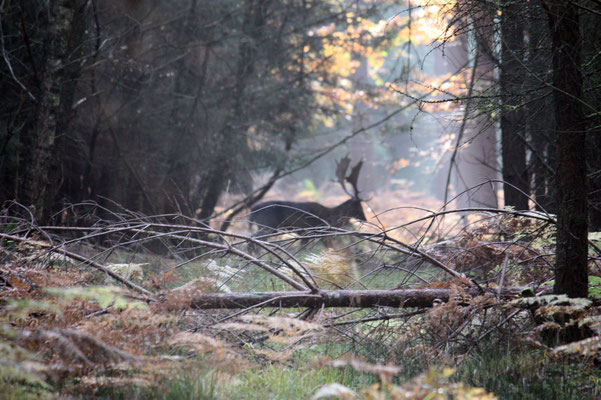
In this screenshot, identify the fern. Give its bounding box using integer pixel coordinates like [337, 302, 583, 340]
[589, 276, 601, 299]
[510, 294, 591, 309]
[45, 286, 148, 310]
[3, 298, 62, 322]
[0, 300, 54, 399]
[553, 336, 601, 357]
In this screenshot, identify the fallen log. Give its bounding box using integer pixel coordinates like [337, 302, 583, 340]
[191, 287, 529, 309]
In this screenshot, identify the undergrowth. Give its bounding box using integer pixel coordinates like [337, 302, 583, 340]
[457, 343, 601, 399]
[2, 212, 601, 399]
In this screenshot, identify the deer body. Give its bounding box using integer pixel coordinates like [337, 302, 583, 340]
[250, 198, 366, 235]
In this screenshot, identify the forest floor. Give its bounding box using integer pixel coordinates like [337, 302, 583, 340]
[2, 188, 601, 399]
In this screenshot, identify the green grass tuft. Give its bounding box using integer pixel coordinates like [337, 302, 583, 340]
[219, 364, 373, 400]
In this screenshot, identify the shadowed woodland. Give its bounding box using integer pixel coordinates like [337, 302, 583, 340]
[1, 0, 601, 398]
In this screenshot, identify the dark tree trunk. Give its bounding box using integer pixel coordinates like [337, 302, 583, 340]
[500, 0, 528, 210]
[19, 0, 87, 222]
[527, 1, 555, 214]
[546, 1, 588, 298]
[160, 0, 201, 217]
[197, 162, 228, 221]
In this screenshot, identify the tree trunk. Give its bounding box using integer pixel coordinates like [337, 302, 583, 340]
[19, 0, 87, 222]
[546, 2, 588, 298]
[455, 23, 499, 208]
[527, 1, 555, 214]
[500, 0, 528, 210]
[196, 0, 264, 221]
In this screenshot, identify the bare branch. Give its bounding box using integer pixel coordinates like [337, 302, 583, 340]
[0, 232, 155, 299]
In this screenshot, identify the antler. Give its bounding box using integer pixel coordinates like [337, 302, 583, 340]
[336, 156, 363, 199]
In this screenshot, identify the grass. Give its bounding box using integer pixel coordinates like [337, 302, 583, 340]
[97, 363, 374, 400]
[219, 364, 373, 400]
[102, 339, 601, 400]
[0, 384, 54, 400]
[93, 238, 425, 293]
[96, 374, 216, 400]
[455, 342, 601, 400]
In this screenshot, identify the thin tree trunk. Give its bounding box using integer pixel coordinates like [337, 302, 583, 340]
[350, 52, 374, 193]
[527, 1, 555, 213]
[197, 0, 266, 220]
[455, 23, 499, 208]
[500, 0, 528, 210]
[546, 1, 588, 298]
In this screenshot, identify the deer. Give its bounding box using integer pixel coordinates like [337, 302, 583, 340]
[249, 157, 366, 248]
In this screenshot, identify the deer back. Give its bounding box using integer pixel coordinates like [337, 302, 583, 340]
[250, 201, 330, 231]
[250, 199, 364, 232]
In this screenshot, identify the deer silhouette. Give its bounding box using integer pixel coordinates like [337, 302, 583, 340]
[249, 157, 366, 248]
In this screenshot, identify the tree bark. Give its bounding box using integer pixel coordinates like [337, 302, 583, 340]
[500, 0, 528, 210]
[546, 1, 588, 298]
[190, 287, 525, 309]
[19, 0, 87, 222]
[527, 1, 555, 214]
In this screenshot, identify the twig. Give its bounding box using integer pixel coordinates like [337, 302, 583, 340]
[498, 253, 509, 299]
[324, 309, 426, 327]
[475, 309, 522, 343]
[213, 293, 323, 324]
[0, 233, 155, 299]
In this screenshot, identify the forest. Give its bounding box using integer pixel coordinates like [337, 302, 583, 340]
[1, 0, 601, 398]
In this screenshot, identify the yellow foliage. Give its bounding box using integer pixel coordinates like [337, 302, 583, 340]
[304, 248, 359, 288]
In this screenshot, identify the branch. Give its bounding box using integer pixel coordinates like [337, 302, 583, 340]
[0, 233, 155, 299]
[190, 287, 526, 310]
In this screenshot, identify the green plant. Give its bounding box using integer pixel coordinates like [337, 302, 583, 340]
[45, 286, 148, 310]
[95, 374, 216, 400]
[221, 363, 372, 400]
[456, 343, 601, 400]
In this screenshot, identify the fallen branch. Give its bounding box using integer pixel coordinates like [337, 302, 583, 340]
[0, 233, 155, 299]
[191, 287, 528, 310]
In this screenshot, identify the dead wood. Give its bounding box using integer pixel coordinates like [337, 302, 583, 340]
[191, 287, 528, 310]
